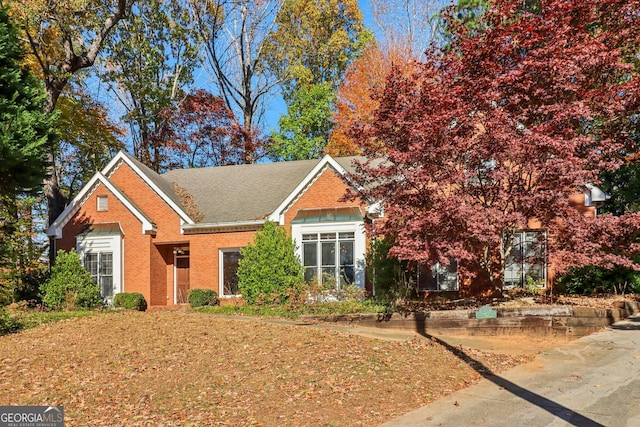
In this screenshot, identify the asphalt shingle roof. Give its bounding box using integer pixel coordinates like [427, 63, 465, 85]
[162, 158, 324, 223]
[120, 152, 364, 224]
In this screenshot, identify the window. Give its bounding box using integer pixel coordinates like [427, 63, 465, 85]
[220, 250, 242, 296]
[302, 232, 355, 287]
[84, 252, 114, 298]
[97, 195, 108, 211]
[504, 231, 546, 289]
[417, 261, 459, 291]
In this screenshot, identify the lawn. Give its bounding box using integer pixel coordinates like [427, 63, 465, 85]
[0, 310, 533, 426]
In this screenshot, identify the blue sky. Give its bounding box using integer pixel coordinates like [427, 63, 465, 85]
[98, 1, 450, 152]
[260, 0, 378, 133]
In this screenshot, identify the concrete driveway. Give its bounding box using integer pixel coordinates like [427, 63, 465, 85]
[381, 315, 640, 427]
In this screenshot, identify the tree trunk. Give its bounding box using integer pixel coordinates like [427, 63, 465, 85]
[243, 108, 255, 164]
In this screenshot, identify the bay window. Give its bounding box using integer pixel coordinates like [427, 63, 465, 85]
[302, 232, 355, 287]
[84, 252, 114, 298]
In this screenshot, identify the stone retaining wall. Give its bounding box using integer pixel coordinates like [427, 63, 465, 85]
[306, 301, 640, 337]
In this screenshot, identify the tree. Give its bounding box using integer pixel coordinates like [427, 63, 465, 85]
[237, 221, 303, 304]
[353, 0, 640, 293]
[448, 0, 488, 32]
[157, 89, 249, 168]
[0, 196, 49, 305]
[0, 4, 51, 197]
[269, 82, 335, 160]
[264, 0, 369, 101]
[189, 0, 281, 165]
[264, 0, 369, 158]
[100, 0, 200, 172]
[326, 44, 416, 157]
[438, 0, 541, 42]
[7, 0, 131, 226]
[369, 0, 445, 56]
[0, 4, 53, 286]
[55, 87, 124, 200]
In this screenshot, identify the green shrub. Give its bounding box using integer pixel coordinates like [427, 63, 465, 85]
[113, 292, 148, 311]
[556, 265, 640, 295]
[0, 307, 19, 335]
[237, 221, 304, 305]
[366, 237, 414, 299]
[40, 250, 102, 311]
[188, 289, 219, 308]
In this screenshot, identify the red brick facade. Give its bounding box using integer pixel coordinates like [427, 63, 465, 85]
[53, 159, 363, 307]
[50, 153, 601, 305]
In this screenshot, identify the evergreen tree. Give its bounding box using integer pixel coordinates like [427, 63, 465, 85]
[0, 4, 52, 198]
[0, 4, 53, 275]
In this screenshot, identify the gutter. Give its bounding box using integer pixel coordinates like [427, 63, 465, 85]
[181, 220, 265, 234]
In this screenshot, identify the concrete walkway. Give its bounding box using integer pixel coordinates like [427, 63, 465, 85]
[381, 315, 640, 427]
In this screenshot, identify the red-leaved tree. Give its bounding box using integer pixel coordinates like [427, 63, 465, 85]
[352, 0, 640, 294]
[154, 89, 267, 170]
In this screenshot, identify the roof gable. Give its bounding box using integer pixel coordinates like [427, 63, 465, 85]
[267, 155, 355, 224]
[46, 172, 157, 238]
[103, 151, 194, 224]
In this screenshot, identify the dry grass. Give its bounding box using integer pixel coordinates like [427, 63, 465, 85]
[0, 310, 533, 426]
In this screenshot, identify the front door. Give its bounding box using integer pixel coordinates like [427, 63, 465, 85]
[176, 256, 190, 303]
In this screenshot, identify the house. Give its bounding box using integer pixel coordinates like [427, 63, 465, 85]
[46, 152, 375, 306]
[46, 151, 605, 306]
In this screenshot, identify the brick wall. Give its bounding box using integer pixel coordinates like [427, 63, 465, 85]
[284, 167, 364, 228]
[56, 180, 153, 303]
[188, 231, 256, 295]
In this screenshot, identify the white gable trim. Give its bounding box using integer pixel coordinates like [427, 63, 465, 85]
[46, 172, 157, 239]
[580, 183, 610, 207]
[267, 155, 353, 225]
[103, 151, 194, 224]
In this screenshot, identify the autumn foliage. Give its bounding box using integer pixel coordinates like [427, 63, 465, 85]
[326, 44, 416, 157]
[353, 0, 640, 292]
[155, 90, 265, 170]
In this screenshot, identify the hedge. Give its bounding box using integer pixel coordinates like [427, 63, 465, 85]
[188, 289, 219, 308]
[113, 293, 148, 311]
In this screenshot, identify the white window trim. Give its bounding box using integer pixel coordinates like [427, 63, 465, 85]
[219, 248, 242, 298]
[85, 252, 114, 296]
[77, 234, 123, 302]
[97, 195, 108, 211]
[292, 221, 366, 289]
